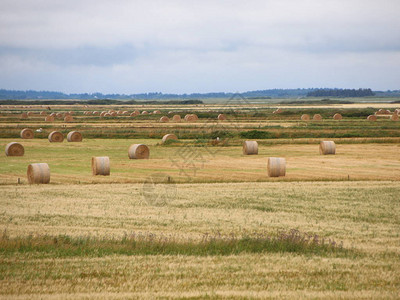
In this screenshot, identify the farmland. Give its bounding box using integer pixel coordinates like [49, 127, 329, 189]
[1, 100, 400, 298]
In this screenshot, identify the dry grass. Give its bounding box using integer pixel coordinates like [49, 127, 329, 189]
[1, 181, 398, 249]
[0, 181, 399, 298]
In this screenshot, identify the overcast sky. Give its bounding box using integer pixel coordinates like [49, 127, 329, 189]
[0, 0, 399, 94]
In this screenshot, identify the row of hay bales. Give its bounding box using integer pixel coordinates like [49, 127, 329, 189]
[81, 110, 203, 122]
[19, 109, 400, 122]
[242, 140, 336, 177]
[77, 110, 228, 122]
[9, 130, 336, 182]
[371, 108, 400, 121]
[367, 114, 399, 121]
[21, 111, 74, 117]
[300, 112, 399, 121]
[158, 114, 199, 123]
[6, 130, 82, 156]
[97, 110, 162, 117]
[242, 140, 335, 156]
[20, 128, 82, 142]
[100, 110, 130, 117]
[20, 111, 75, 122]
[162, 113, 225, 122]
[301, 113, 342, 121]
[375, 108, 400, 115]
[21, 143, 152, 182]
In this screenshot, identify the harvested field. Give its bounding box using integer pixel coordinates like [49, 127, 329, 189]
[1, 101, 400, 298]
[0, 181, 399, 298]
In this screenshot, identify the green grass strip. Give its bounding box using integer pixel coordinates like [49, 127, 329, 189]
[0, 229, 357, 258]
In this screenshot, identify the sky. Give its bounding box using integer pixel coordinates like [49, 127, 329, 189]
[0, 0, 399, 94]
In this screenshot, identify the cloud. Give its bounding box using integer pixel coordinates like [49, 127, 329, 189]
[0, 45, 138, 66]
[0, 0, 399, 92]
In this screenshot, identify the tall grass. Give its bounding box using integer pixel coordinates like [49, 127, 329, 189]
[0, 229, 349, 258]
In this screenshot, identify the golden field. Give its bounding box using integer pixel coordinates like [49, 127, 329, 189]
[0, 103, 400, 299]
[0, 181, 399, 298]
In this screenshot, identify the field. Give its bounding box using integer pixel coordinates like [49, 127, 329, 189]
[1, 101, 400, 298]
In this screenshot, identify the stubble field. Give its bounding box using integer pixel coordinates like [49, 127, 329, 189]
[0, 102, 400, 299]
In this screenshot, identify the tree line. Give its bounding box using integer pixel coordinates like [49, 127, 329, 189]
[306, 88, 375, 97]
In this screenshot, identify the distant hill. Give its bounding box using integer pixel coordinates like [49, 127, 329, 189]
[0, 98, 203, 106]
[0, 88, 315, 100]
[0, 88, 397, 100]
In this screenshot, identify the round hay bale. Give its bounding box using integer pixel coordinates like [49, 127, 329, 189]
[56, 113, 63, 119]
[27, 111, 34, 116]
[301, 114, 310, 121]
[184, 114, 198, 122]
[377, 109, 385, 114]
[267, 157, 286, 177]
[391, 114, 399, 121]
[50, 112, 57, 117]
[130, 110, 140, 117]
[367, 115, 377, 121]
[218, 114, 227, 121]
[5, 142, 24, 156]
[333, 113, 342, 120]
[67, 131, 82, 142]
[376, 109, 391, 115]
[162, 134, 178, 144]
[20, 128, 34, 139]
[172, 115, 181, 122]
[110, 112, 117, 117]
[159, 116, 169, 123]
[313, 114, 322, 121]
[45, 115, 54, 122]
[27, 163, 50, 184]
[104, 113, 112, 117]
[319, 141, 336, 155]
[64, 115, 74, 122]
[142, 111, 149, 115]
[243, 141, 258, 155]
[21, 112, 28, 119]
[100, 111, 107, 117]
[68, 111, 74, 115]
[117, 110, 123, 115]
[40, 111, 47, 116]
[48, 131, 64, 142]
[122, 111, 129, 115]
[92, 156, 110, 176]
[93, 111, 99, 115]
[128, 144, 150, 159]
[153, 110, 161, 114]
